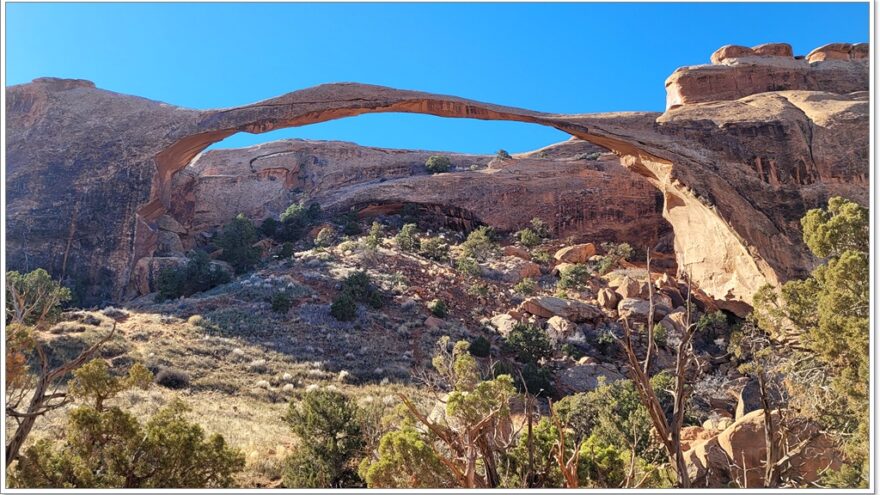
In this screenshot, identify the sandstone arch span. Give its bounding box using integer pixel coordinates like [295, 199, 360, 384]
[137, 83, 783, 313]
[8, 46, 867, 308]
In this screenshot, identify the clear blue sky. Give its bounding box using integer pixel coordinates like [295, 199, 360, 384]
[6, 2, 869, 153]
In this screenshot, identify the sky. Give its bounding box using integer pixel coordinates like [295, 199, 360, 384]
[5, 2, 870, 153]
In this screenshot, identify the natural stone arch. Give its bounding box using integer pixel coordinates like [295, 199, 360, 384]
[139, 83, 776, 313]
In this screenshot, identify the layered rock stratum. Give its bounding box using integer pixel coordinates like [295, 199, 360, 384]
[6, 43, 868, 311]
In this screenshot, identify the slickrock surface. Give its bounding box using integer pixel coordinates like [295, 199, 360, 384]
[6, 43, 868, 310]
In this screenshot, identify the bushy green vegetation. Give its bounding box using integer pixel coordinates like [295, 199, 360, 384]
[364, 221, 383, 250]
[11, 360, 243, 488]
[513, 277, 537, 295]
[557, 263, 591, 290]
[428, 299, 447, 318]
[271, 292, 293, 313]
[157, 251, 232, 301]
[216, 214, 261, 274]
[395, 223, 419, 252]
[595, 242, 634, 275]
[425, 155, 452, 174]
[496, 149, 512, 160]
[264, 201, 322, 242]
[504, 322, 552, 364]
[469, 336, 491, 357]
[752, 196, 869, 483]
[516, 227, 541, 248]
[419, 237, 449, 261]
[314, 226, 336, 247]
[282, 389, 365, 488]
[330, 271, 384, 321]
[459, 226, 498, 261]
[6, 268, 72, 325]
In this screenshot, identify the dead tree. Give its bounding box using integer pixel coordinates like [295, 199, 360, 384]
[5, 324, 117, 466]
[614, 266, 698, 488]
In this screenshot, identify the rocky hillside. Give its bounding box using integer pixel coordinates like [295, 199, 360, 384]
[6, 42, 868, 311]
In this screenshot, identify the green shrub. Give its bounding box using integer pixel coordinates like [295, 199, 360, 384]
[154, 367, 190, 390]
[342, 219, 362, 236]
[278, 242, 295, 259]
[259, 217, 280, 238]
[314, 226, 336, 247]
[455, 256, 482, 277]
[516, 228, 540, 248]
[428, 299, 447, 318]
[496, 149, 512, 160]
[5, 268, 72, 325]
[558, 263, 591, 290]
[519, 361, 553, 397]
[595, 242, 634, 275]
[529, 217, 550, 238]
[513, 277, 537, 296]
[425, 155, 452, 174]
[396, 223, 419, 252]
[469, 336, 491, 357]
[271, 292, 293, 313]
[532, 249, 553, 264]
[331, 271, 384, 321]
[276, 202, 322, 242]
[216, 214, 261, 274]
[12, 362, 242, 488]
[157, 251, 231, 301]
[282, 389, 365, 488]
[505, 322, 552, 363]
[652, 323, 667, 347]
[467, 282, 490, 298]
[364, 221, 383, 249]
[330, 293, 358, 322]
[419, 237, 448, 261]
[460, 226, 498, 261]
[562, 343, 585, 360]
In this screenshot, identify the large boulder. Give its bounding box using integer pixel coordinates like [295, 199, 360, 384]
[545, 316, 581, 345]
[685, 409, 842, 488]
[483, 256, 541, 283]
[503, 245, 531, 261]
[553, 243, 597, 263]
[556, 362, 624, 394]
[520, 296, 603, 323]
[490, 313, 518, 337]
[597, 288, 619, 310]
[614, 276, 642, 299]
[617, 298, 669, 323]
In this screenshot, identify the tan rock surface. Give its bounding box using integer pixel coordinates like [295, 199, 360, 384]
[553, 243, 596, 263]
[519, 296, 602, 323]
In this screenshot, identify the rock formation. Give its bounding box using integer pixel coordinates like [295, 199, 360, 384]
[6, 43, 868, 311]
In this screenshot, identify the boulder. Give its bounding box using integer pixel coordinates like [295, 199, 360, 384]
[617, 298, 669, 323]
[556, 362, 624, 394]
[424, 316, 444, 330]
[681, 425, 719, 452]
[520, 296, 603, 323]
[685, 409, 842, 488]
[484, 256, 541, 283]
[806, 42, 855, 63]
[614, 276, 642, 299]
[710, 45, 755, 64]
[752, 42, 793, 58]
[717, 409, 841, 488]
[597, 288, 619, 310]
[546, 316, 579, 344]
[490, 313, 517, 337]
[503, 245, 532, 261]
[553, 243, 597, 263]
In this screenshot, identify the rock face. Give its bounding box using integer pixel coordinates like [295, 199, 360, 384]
[553, 243, 596, 263]
[667, 42, 869, 109]
[6, 42, 869, 309]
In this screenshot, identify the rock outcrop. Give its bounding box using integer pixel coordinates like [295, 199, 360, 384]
[6, 43, 868, 310]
